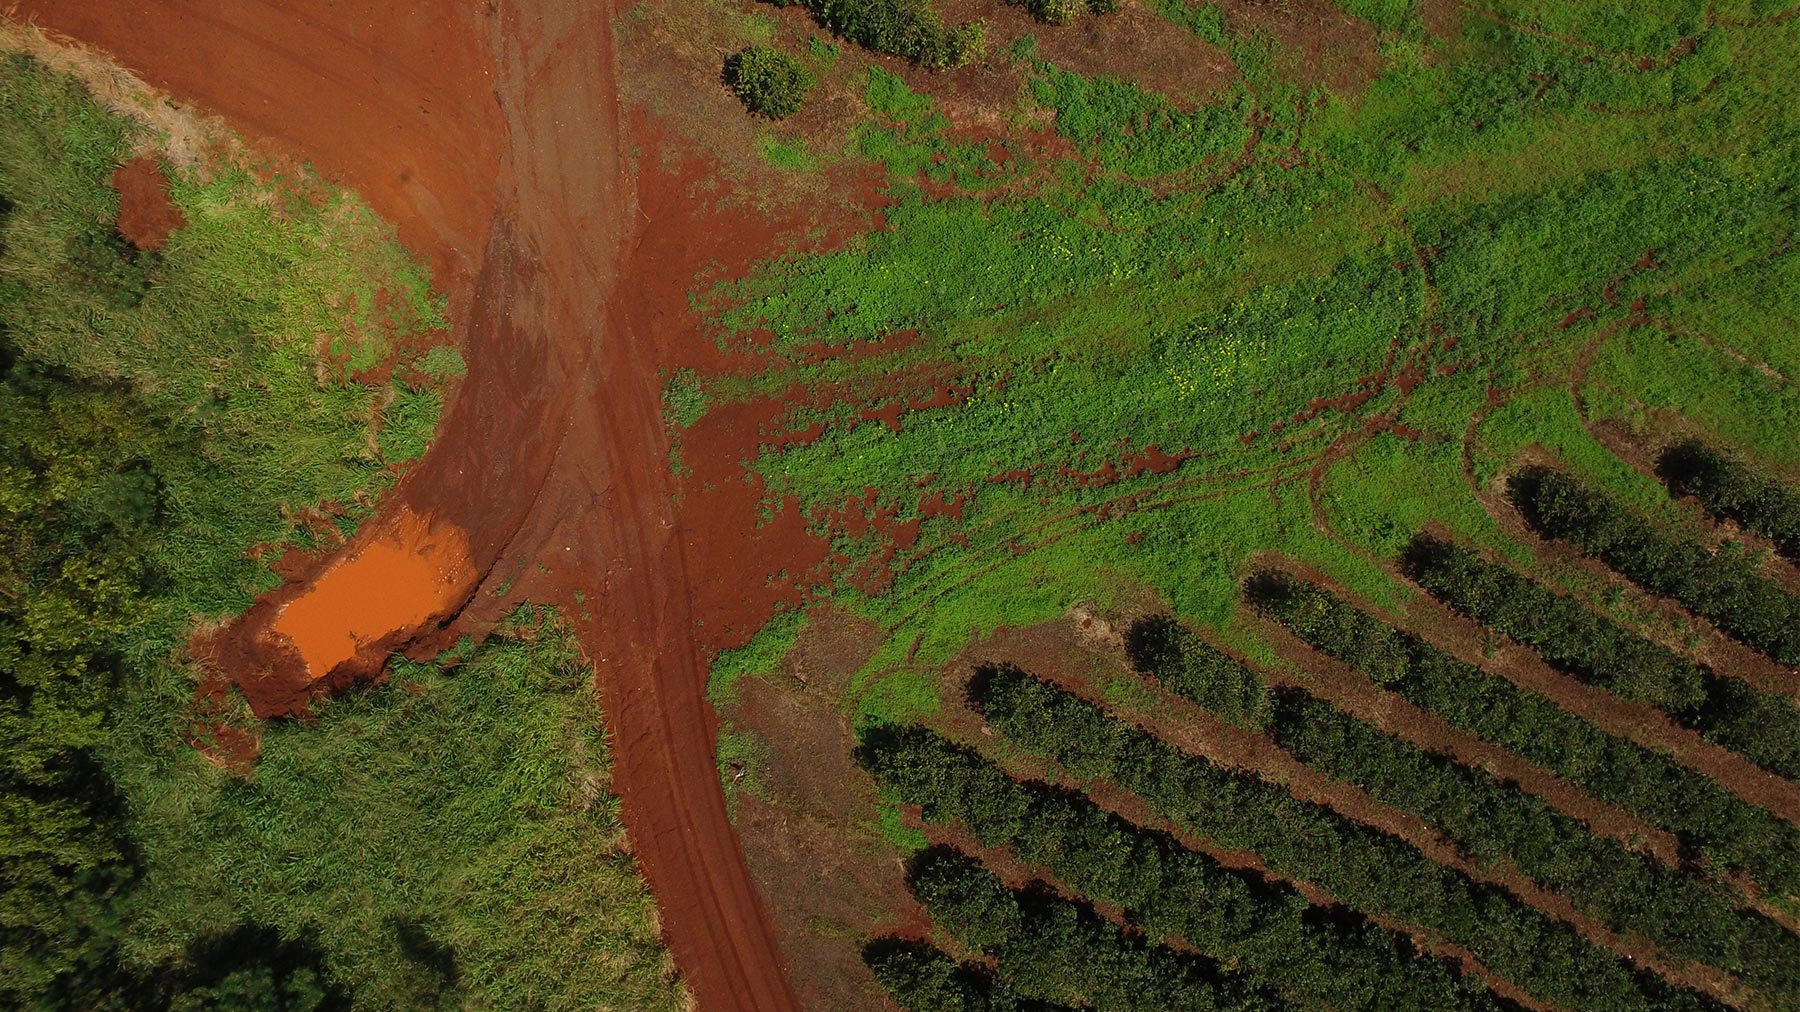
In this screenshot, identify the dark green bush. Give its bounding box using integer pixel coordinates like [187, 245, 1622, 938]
[774, 0, 984, 68]
[1659, 440, 1800, 565]
[975, 666, 1726, 1012]
[1250, 572, 1800, 902]
[1403, 535, 1800, 781]
[1027, 0, 1085, 25]
[864, 938, 1077, 1012]
[1510, 467, 1800, 664]
[66, 226, 152, 309]
[725, 47, 816, 119]
[858, 725, 1515, 1012]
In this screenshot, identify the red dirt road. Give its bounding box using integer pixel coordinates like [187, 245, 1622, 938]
[16, 3, 801, 1010]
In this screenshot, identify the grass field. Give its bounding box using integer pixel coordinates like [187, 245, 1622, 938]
[691, 1, 1800, 1008]
[0, 48, 680, 1011]
[700, 0, 1800, 714]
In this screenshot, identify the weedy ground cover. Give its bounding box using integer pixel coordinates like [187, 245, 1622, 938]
[120, 609, 687, 1012]
[696, 3, 1800, 726]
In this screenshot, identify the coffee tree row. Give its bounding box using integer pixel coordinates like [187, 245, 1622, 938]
[1135, 621, 1800, 1000]
[865, 938, 1078, 1012]
[858, 725, 1517, 1012]
[1249, 573, 1800, 901]
[1511, 467, 1800, 664]
[1124, 616, 1269, 730]
[975, 667, 1727, 1012]
[908, 846, 1275, 1012]
[1404, 535, 1800, 782]
[1659, 439, 1800, 565]
[1267, 688, 1800, 999]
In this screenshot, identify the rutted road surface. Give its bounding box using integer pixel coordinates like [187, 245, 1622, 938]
[17, 3, 802, 1009]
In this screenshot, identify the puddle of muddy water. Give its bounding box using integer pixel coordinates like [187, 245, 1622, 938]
[271, 508, 472, 681]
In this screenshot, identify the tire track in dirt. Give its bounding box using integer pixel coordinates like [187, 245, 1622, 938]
[14, 5, 801, 1010]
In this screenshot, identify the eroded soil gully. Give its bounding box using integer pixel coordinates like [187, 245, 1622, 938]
[17, 4, 799, 1010]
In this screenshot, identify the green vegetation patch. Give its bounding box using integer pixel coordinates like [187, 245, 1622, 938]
[122, 609, 686, 1012]
[764, 0, 985, 68]
[697, 5, 1800, 1008]
[727, 46, 817, 119]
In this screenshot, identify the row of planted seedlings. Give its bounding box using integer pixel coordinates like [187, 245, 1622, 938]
[860, 441, 1800, 1012]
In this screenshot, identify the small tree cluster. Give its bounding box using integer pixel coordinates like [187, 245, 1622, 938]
[769, 0, 985, 69]
[724, 47, 816, 120]
[1022, 0, 1117, 25]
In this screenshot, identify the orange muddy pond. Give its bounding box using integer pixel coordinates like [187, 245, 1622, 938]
[271, 508, 472, 681]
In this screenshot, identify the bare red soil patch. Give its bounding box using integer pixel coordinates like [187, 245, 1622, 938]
[111, 155, 184, 250]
